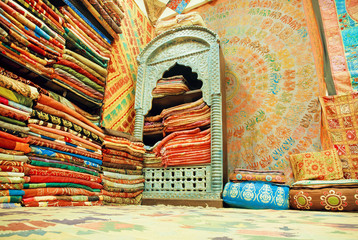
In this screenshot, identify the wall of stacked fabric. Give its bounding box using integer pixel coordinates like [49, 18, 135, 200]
[101, 128, 145, 205]
[144, 75, 211, 167]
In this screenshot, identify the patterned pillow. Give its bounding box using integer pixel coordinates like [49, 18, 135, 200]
[289, 149, 344, 181]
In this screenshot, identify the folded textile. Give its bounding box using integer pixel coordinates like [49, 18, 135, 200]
[23, 182, 100, 192]
[29, 158, 99, 176]
[0, 96, 32, 114]
[103, 194, 142, 205]
[0, 120, 29, 134]
[0, 86, 33, 108]
[102, 149, 143, 161]
[0, 153, 28, 162]
[25, 175, 103, 189]
[23, 199, 103, 207]
[100, 189, 142, 198]
[102, 162, 141, 170]
[102, 128, 142, 142]
[101, 175, 144, 184]
[23, 187, 99, 198]
[25, 164, 101, 183]
[0, 103, 30, 121]
[102, 171, 144, 180]
[0, 203, 21, 208]
[0, 176, 25, 183]
[0, 136, 31, 153]
[0, 189, 24, 196]
[0, 148, 25, 155]
[0, 172, 24, 177]
[88, 0, 122, 34]
[229, 169, 287, 184]
[101, 166, 142, 175]
[152, 75, 189, 98]
[0, 72, 39, 99]
[0, 195, 22, 203]
[23, 195, 102, 203]
[0, 183, 23, 189]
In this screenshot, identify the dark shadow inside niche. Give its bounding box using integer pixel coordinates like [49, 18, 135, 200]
[162, 63, 203, 90]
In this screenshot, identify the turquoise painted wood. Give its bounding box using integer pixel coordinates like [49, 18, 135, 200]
[134, 26, 225, 200]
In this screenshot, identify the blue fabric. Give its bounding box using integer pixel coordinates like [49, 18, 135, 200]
[223, 181, 289, 210]
[62, 0, 111, 44]
[8, 190, 24, 196]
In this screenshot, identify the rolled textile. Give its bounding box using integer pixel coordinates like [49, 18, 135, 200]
[23, 182, 100, 192]
[23, 187, 99, 198]
[23, 200, 103, 207]
[26, 175, 103, 189]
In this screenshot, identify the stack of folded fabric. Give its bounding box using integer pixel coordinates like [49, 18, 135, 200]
[152, 75, 189, 98]
[101, 129, 145, 205]
[86, 0, 123, 34]
[143, 148, 162, 168]
[48, 4, 111, 107]
[0, 0, 65, 78]
[153, 127, 211, 167]
[223, 168, 290, 210]
[23, 92, 105, 207]
[0, 68, 38, 208]
[143, 114, 163, 136]
[161, 98, 211, 134]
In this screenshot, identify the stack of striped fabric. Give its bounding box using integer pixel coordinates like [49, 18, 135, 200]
[101, 129, 145, 205]
[143, 115, 163, 136]
[152, 75, 189, 98]
[153, 128, 211, 167]
[0, 67, 37, 208]
[162, 98, 210, 134]
[24, 92, 105, 207]
[50, 3, 111, 107]
[0, 0, 65, 78]
[143, 148, 162, 168]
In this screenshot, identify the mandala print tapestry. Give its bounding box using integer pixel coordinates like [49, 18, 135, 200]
[102, 0, 154, 133]
[195, 0, 324, 183]
[319, 0, 358, 94]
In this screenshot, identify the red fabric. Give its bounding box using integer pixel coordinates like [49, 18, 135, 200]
[0, 105, 29, 121]
[0, 136, 31, 153]
[25, 165, 102, 183]
[102, 148, 143, 161]
[23, 187, 99, 198]
[101, 175, 144, 184]
[27, 175, 103, 189]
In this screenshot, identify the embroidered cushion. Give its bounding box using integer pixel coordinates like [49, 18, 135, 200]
[223, 181, 289, 210]
[290, 179, 358, 211]
[289, 149, 344, 181]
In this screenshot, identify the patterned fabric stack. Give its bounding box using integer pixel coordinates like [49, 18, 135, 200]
[153, 128, 211, 167]
[162, 98, 210, 134]
[0, 67, 38, 208]
[50, 4, 111, 107]
[0, 0, 65, 78]
[86, 0, 124, 34]
[143, 148, 162, 168]
[223, 169, 289, 210]
[152, 75, 189, 98]
[143, 115, 163, 136]
[23, 91, 105, 207]
[101, 129, 145, 205]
